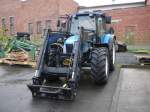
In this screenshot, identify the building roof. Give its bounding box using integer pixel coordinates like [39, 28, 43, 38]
[79, 1, 145, 9]
[75, 0, 145, 7]
[79, 1, 146, 12]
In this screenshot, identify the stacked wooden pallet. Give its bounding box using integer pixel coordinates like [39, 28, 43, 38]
[0, 51, 36, 67]
[135, 54, 150, 65]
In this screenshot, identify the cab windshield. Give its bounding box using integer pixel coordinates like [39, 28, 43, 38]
[70, 16, 96, 35]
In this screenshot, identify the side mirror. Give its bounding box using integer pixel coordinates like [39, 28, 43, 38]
[57, 20, 60, 27]
[108, 27, 114, 34]
[106, 16, 111, 24]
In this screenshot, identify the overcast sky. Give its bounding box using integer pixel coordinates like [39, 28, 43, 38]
[74, 0, 145, 6]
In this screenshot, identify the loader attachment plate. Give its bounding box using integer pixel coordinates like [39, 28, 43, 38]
[27, 84, 75, 100]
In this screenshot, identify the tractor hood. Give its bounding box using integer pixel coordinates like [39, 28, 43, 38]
[64, 35, 79, 45]
[63, 35, 79, 54]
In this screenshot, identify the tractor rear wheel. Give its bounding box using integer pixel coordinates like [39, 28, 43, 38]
[91, 48, 109, 84]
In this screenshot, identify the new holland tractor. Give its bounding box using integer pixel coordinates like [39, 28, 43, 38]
[27, 11, 116, 100]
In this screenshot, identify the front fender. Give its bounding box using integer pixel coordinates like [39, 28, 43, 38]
[100, 34, 115, 49]
[101, 34, 113, 44]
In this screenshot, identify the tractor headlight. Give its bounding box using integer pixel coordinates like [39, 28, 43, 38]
[63, 59, 72, 66]
[66, 44, 74, 54]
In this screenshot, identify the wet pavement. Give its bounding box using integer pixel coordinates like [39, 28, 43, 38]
[0, 52, 148, 112]
[0, 65, 119, 112]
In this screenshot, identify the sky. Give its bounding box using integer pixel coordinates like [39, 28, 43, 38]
[74, 0, 145, 6]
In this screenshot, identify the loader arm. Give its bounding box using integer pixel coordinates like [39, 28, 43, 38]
[36, 29, 50, 74]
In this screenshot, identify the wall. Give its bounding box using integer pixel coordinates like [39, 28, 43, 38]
[106, 6, 150, 44]
[0, 0, 78, 35]
[59, 0, 78, 15]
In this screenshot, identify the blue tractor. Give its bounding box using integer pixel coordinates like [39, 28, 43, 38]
[27, 12, 116, 100]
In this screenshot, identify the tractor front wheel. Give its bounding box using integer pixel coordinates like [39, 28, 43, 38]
[109, 41, 116, 71]
[91, 48, 109, 84]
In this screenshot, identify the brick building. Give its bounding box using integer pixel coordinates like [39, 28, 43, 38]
[79, 0, 150, 44]
[0, 0, 78, 35]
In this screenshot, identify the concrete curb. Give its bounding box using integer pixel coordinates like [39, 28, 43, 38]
[121, 64, 150, 69]
[109, 69, 123, 112]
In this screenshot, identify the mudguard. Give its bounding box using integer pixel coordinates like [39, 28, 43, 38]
[100, 34, 115, 49]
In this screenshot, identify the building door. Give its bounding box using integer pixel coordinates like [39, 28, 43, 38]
[125, 26, 136, 45]
[28, 23, 33, 34]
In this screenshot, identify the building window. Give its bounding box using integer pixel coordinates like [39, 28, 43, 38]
[45, 20, 51, 29]
[10, 17, 15, 35]
[28, 23, 33, 34]
[37, 21, 42, 34]
[1, 17, 6, 30]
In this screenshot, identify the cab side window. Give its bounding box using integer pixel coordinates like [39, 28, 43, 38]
[98, 18, 106, 37]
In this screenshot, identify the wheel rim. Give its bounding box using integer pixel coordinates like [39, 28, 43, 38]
[105, 56, 109, 77]
[112, 43, 116, 65]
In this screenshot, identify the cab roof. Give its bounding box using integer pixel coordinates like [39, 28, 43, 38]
[73, 11, 106, 18]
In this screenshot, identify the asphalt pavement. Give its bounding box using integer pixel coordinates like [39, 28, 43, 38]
[0, 52, 143, 112]
[0, 64, 120, 112]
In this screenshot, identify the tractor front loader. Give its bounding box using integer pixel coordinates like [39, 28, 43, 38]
[27, 11, 116, 100]
[28, 29, 80, 100]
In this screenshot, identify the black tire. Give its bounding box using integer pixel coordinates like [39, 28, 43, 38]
[109, 41, 116, 71]
[91, 47, 109, 84]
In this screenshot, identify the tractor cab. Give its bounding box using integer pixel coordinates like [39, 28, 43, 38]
[69, 12, 111, 41]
